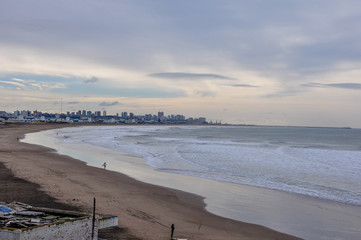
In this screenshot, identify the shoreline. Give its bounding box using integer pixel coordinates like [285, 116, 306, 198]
[25, 125, 361, 240]
[0, 123, 301, 239]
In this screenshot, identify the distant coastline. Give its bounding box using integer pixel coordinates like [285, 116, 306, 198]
[1, 120, 354, 131]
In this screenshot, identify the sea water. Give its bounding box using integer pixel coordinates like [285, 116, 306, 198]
[23, 125, 361, 240]
[58, 125, 361, 206]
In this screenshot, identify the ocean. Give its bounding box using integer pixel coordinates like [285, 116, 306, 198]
[23, 125, 361, 240]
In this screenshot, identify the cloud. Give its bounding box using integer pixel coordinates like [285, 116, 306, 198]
[29, 82, 43, 90]
[99, 101, 119, 106]
[0, 77, 65, 90]
[230, 84, 259, 88]
[0, 80, 26, 88]
[262, 89, 306, 98]
[52, 83, 186, 98]
[302, 82, 361, 90]
[194, 90, 216, 97]
[67, 101, 80, 104]
[12, 78, 26, 83]
[149, 72, 235, 80]
[83, 77, 98, 84]
[266, 82, 361, 99]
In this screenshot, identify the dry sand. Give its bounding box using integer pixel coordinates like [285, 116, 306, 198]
[0, 123, 302, 240]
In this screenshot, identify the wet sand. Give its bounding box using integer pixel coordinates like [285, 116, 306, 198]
[0, 123, 302, 239]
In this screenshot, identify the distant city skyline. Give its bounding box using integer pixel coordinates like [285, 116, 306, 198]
[1, 1, 361, 128]
[4, 108, 205, 120]
[1, 108, 209, 125]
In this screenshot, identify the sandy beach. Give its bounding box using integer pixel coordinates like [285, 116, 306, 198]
[0, 123, 301, 240]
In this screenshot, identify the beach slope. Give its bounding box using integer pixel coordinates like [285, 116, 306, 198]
[0, 124, 301, 240]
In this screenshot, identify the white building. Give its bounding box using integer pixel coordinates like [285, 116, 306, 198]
[0, 202, 118, 240]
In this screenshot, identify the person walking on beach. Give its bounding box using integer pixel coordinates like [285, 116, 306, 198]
[102, 162, 107, 169]
[171, 223, 175, 239]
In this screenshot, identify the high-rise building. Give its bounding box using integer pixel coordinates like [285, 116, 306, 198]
[103, 111, 106, 116]
[198, 117, 206, 123]
[145, 114, 152, 121]
[21, 110, 30, 117]
[158, 111, 164, 118]
[175, 114, 185, 120]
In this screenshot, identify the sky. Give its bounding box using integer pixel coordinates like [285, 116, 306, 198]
[1, 0, 361, 127]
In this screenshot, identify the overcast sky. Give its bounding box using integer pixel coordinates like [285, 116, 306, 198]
[1, 0, 361, 127]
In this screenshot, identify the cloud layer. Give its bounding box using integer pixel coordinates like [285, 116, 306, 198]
[99, 101, 119, 107]
[303, 83, 361, 90]
[149, 72, 235, 80]
[1, 0, 361, 127]
[0, 77, 65, 91]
